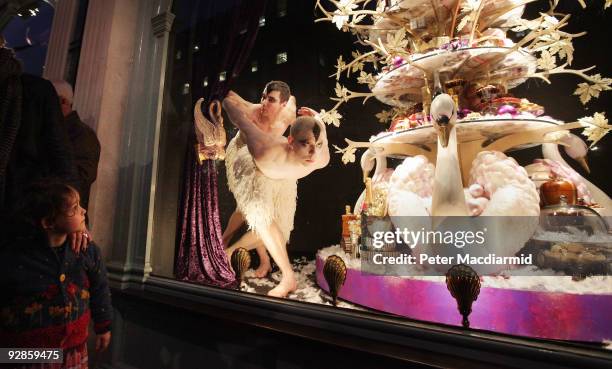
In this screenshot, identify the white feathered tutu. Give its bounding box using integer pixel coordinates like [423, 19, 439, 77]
[225, 132, 297, 242]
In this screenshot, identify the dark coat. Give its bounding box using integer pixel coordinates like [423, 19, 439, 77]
[2, 74, 76, 212]
[65, 111, 100, 210]
[0, 230, 112, 349]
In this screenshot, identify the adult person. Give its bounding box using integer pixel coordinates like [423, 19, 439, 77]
[50, 80, 101, 211]
[223, 92, 330, 297]
[0, 43, 87, 251]
[223, 81, 296, 277]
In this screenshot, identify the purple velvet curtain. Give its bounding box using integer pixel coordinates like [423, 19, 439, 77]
[175, 0, 267, 287]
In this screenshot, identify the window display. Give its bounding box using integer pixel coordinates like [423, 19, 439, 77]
[156, 0, 611, 352]
[306, 0, 611, 342]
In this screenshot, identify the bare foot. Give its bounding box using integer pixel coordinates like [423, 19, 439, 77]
[254, 261, 272, 278]
[267, 276, 297, 298]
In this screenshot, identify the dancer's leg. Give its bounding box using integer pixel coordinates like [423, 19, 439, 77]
[226, 228, 272, 277]
[257, 221, 296, 297]
[254, 242, 271, 277]
[222, 209, 245, 247]
[225, 230, 260, 261]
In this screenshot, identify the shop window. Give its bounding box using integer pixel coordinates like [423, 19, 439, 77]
[153, 0, 612, 355]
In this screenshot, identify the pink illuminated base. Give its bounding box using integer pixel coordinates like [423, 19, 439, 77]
[315, 256, 612, 342]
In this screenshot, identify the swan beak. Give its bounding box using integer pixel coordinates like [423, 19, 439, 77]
[576, 156, 590, 173]
[436, 115, 451, 148]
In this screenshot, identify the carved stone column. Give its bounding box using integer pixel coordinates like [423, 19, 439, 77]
[72, 0, 116, 131]
[71, 0, 174, 286]
[71, 0, 137, 266]
[43, 0, 79, 80]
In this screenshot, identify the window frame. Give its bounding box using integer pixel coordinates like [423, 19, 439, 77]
[104, 1, 612, 367]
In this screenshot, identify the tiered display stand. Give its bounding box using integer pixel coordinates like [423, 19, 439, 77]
[314, 0, 612, 342]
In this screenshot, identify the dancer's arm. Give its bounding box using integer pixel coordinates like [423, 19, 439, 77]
[223, 92, 279, 160]
[224, 90, 255, 113]
[276, 95, 297, 130]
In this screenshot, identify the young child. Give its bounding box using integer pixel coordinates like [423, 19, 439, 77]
[0, 180, 112, 368]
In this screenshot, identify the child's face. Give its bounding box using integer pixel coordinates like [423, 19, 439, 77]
[50, 191, 86, 234]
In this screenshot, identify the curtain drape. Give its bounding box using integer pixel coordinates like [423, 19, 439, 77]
[174, 0, 267, 287]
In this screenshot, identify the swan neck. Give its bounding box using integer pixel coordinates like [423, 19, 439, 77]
[432, 127, 468, 216]
[542, 143, 563, 163]
[374, 155, 387, 177]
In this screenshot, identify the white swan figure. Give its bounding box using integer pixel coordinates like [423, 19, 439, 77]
[387, 94, 540, 270]
[354, 148, 394, 212]
[525, 132, 612, 213]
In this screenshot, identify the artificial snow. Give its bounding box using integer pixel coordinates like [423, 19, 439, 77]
[316, 245, 612, 295]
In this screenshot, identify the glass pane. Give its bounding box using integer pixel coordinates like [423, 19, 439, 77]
[155, 0, 612, 350]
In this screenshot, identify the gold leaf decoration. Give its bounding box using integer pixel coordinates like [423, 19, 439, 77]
[319, 109, 343, 127]
[579, 112, 611, 148]
[333, 144, 357, 164]
[537, 50, 557, 70]
[334, 83, 350, 102]
[375, 109, 394, 124]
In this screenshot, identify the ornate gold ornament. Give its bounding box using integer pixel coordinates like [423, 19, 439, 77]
[194, 98, 227, 163]
[323, 255, 348, 306]
[230, 247, 251, 284]
[445, 264, 481, 328]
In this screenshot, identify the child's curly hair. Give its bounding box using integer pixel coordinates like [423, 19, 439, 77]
[17, 179, 79, 227]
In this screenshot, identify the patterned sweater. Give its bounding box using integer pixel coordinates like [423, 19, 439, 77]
[0, 232, 112, 349]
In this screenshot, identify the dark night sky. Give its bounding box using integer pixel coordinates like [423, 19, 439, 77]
[2, 1, 54, 76]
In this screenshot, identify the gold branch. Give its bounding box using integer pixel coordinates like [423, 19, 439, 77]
[469, 0, 486, 45]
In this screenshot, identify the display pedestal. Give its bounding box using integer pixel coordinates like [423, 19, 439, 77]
[315, 250, 612, 342]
